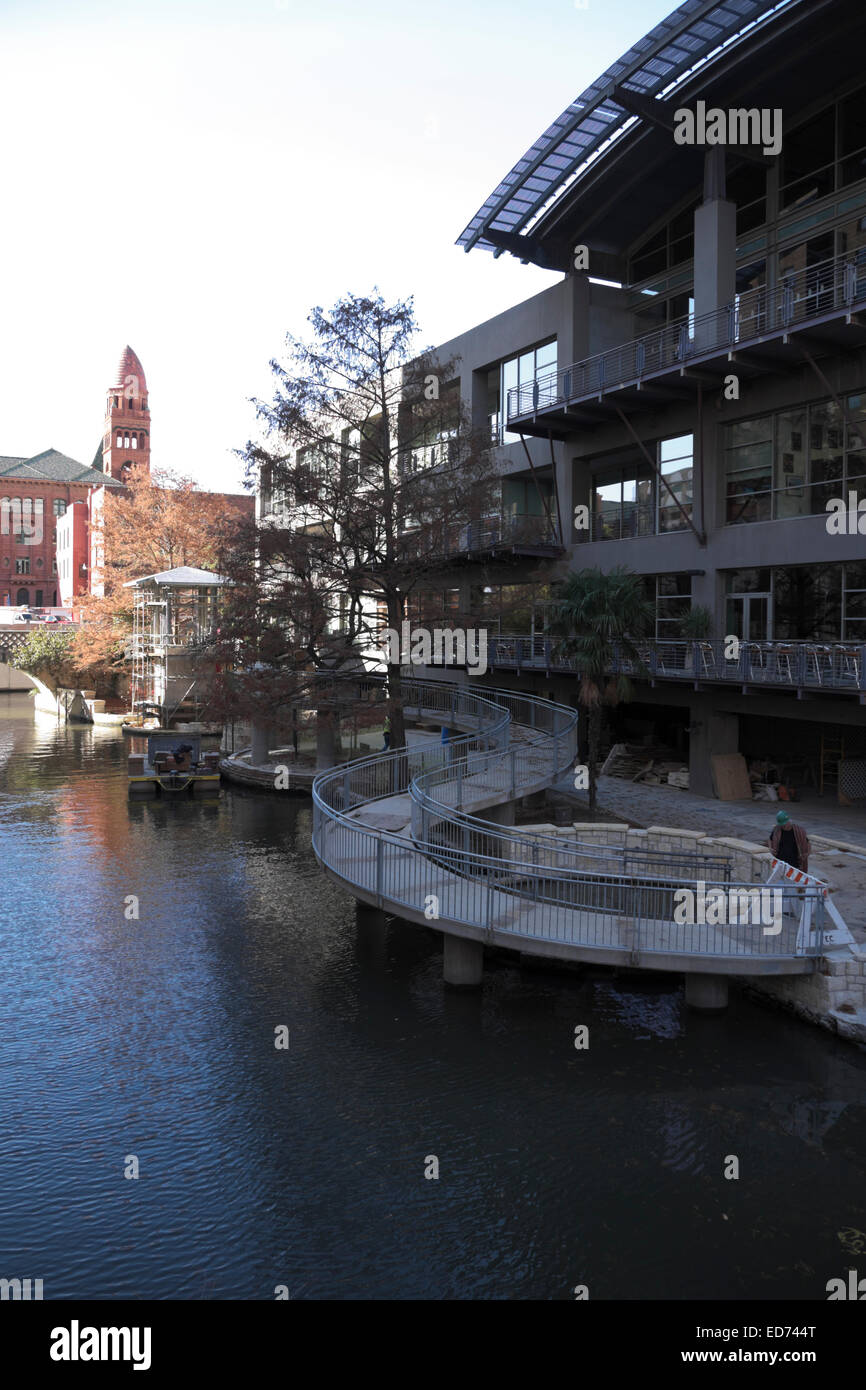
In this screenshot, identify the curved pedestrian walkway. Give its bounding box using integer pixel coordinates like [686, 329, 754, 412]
[312, 681, 833, 983]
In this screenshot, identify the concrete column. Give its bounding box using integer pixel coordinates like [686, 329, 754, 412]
[250, 721, 272, 767]
[558, 273, 591, 367]
[443, 934, 484, 987]
[685, 973, 729, 1011]
[688, 708, 738, 797]
[693, 150, 736, 352]
[482, 799, 516, 826]
[355, 901, 387, 961]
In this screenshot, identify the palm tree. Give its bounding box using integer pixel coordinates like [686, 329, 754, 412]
[546, 567, 654, 813]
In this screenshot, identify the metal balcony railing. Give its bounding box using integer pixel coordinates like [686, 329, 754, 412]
[487, 635, 866, 693]
[312, 679, 826, 962]
[507, 250, 866, 421]
[399, 512, 561, 562]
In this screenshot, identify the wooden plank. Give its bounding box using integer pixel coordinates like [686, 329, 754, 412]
[711, 752, 752, 801]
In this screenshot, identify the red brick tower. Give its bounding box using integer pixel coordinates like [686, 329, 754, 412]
[89, 346, 151, 595]
[102, 346, 150, 481]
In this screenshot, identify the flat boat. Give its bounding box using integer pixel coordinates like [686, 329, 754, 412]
[127, 733, 221, 798]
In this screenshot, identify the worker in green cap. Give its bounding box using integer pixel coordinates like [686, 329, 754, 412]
[768, 809, 811, 872]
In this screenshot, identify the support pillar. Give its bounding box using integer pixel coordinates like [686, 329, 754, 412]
[250, 720, 273, 767]
[354, 900, 387, 964]
[443, 935, 484, 988]
[482, 800, 516, 826]
[693, 148, 736, 352]
[684, 973, 729, 1011]
[688, 708, 738, 798]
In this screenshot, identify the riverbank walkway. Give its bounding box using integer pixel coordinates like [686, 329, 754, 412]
[312, 682, 852, 1001]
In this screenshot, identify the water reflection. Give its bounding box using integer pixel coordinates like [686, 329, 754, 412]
[0, 693, 865, 1300]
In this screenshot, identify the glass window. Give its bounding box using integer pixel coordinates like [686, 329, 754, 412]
[775, 411, 807, 517]
[780, 106, 836, 209]
[728, 163, 766, 235]
[725, 418, 773, 524]
[839, 85, 866, 188]
[658, 434, 693, 533]
[501, 340, 557, 442]
[656, 574, 691, 640]
[773, 564, 841, 641]
[726, 569, 771, 595]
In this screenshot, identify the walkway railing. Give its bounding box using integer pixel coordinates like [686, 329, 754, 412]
[312, 680, 827, 961]
[487, 634, 866, 693]
[506, 250, 866, 420]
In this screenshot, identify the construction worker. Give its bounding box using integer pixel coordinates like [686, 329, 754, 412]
[768, 809, 811, 872]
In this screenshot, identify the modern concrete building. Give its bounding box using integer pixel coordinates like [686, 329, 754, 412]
[406, 0, 866, 800]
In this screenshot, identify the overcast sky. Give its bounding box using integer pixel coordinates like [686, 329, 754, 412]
[0, 0, 674, 493]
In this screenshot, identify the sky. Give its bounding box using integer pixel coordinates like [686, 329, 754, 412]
[0, 0, 675, 494]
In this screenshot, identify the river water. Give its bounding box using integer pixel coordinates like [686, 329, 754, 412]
[1, 693, 865, 1301]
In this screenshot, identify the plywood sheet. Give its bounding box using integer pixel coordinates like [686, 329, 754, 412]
[711, 753, 752, 801]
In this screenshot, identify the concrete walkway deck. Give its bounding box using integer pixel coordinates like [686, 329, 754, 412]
[554, 773, 866, 849]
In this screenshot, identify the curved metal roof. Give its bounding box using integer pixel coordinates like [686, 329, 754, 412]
[457, 0, 806, 255]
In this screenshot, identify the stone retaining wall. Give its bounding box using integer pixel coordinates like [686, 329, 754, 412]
[512, 820, 866, 1046]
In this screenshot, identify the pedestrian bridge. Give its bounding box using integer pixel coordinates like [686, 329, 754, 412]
[312, 681, 836, 991]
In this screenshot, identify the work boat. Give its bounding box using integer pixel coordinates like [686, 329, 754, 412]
[127, 733, 221, 799]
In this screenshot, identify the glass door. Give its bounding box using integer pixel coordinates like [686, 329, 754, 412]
[726, 593, 770, 642]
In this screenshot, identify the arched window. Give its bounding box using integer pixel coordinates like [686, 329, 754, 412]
[131, 434, 137, 449]
[123, 435, 130, 448]
[16, 588, 28, 605]
[116, 432, 123, 448]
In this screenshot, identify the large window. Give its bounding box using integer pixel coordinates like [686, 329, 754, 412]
[589, 434, 693, 540]
[724, 395, 866, 524]
[658, 435, 694, 533]
[724, 563, 866, 642]
[653, 574, 692, 640]
[777, 82, 866, 213]
[501, 340, 557, 443]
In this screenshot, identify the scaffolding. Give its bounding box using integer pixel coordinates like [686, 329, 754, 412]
[126, 567, 228, 723]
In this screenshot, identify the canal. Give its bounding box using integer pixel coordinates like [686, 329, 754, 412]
[2, 693, 865, 1300]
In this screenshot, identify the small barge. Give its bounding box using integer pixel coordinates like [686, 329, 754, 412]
[127, 733, 221, 798]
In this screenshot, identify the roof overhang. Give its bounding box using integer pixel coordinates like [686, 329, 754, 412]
[457, 0, 860, 270]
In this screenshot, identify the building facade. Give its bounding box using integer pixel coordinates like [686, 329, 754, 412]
[406, 0, 866, 797]
[0, 450, 111, 609]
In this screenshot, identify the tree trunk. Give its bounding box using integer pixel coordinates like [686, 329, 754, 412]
[316, 710, 337, 770]
[588, 703, 602, 815]
[385, 591, 407, 752]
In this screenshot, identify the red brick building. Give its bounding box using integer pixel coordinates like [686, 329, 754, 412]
[4, 344, 253, 609]
[88, 345, 152, 597]
[0, 449, 113, 609]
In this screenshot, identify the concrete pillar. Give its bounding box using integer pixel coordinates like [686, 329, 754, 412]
[685, 973, 729, 1011]
[443, 934, 484, 988]
[482, 799, 516, 826]
[688, 709, 738, 797]
[356, 901, 387, 929]
[693, 150, 736, 351]
[250, 721, 272, 767]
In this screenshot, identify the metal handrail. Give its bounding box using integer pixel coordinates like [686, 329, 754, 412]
[312, 679, 824, 960]
[507, 249, 866, 420]
[487, 635, 866, 693]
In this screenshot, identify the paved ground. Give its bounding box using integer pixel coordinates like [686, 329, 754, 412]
[553, 773, 866, 847]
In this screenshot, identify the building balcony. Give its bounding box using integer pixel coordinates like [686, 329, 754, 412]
[398, 512, 563, 565]
[507, 251, 866, 435]
[486, 634, 866, 699]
